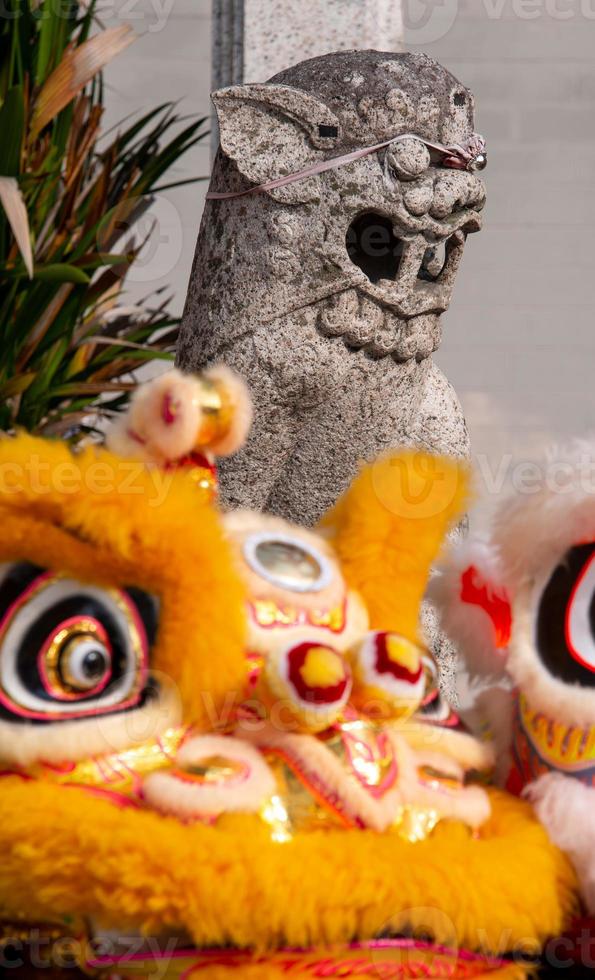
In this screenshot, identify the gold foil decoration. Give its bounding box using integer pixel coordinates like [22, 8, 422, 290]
[393, 805, 441, 843]
[194, 376, 233, 449]
[261, 750, 444, 843]
[30, 726, 187, 795]
[171, 755, 248, 786]
[262, 754, 346, 836]
[417, 764, 464, 793]
[329, 718, 397, 793]
[259, 718, 400, 839]
[253, 599, 297, 627]
[251, 598, 346, 632]
[309, 604, 346, 632]
[258, 719, 451, 844]
[185, 462, 217, 495]
[259, 793, 293, 843]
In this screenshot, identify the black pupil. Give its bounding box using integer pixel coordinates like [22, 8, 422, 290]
[80, 647, 107, 680]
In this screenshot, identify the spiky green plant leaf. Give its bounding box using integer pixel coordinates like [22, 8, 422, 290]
[0, 0, 206, 438]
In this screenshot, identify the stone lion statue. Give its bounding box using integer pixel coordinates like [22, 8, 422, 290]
[178, 50, 486, 525]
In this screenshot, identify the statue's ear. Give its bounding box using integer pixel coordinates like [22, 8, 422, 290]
[211, 83, 342, 200]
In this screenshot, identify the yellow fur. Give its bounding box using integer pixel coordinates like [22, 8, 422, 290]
[0, 438, 578, 960]
[321, 451, 469, 641]
[0, 777, 576, 954]
[0, 434, 247, 727]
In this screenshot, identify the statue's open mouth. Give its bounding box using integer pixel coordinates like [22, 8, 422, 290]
[346, 212, 405, 284]
[345, 209, 483, 315]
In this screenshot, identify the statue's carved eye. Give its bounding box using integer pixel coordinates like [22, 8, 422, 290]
[536, 544, 595, 687]
[418, 241, 447, 282]
[243, 533, 333, 594]
[0, 563, 157, 722]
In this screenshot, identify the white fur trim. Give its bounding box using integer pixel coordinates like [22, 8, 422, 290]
[400, 721, 495, 773]
[0, 685, 182, 768]
[388, 732, 489, 830]
[142, 735, 275, 818]
[130, 370, 202, 462]
[473, 685, 514, 785]
[105, 415, 153, 464]
[202, 365, 253, 456]
[493, 438, 595, 591]
[431, 536, 510, 678]
[526, 772, 595, 913]
[241, 722, 490, 832]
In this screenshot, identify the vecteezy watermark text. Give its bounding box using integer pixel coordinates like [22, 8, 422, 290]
[0, 0, 176, 33]
[475, 450, 595, 497]
[403, 0, 595, 45]
[0, 456, 175, 508]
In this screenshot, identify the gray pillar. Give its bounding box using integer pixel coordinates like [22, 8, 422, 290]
[213, 0, 404, 87]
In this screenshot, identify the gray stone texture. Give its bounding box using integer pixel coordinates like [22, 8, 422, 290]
[178, 50, 486, 526]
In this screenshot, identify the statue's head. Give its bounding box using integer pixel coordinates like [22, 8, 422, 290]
[207, 50, 486, 360]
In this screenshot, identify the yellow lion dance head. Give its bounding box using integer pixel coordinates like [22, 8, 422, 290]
[0, 378, 576, 978]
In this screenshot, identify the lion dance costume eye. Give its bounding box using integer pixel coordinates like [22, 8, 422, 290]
[348, 631, 426, 719]
[0, 562, 154, 722]
[0, 374, 577, 979]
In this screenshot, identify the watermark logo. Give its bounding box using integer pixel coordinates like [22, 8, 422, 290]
[402, 0, 595, 45]
[0, 455, 176, 508]
[97, 195, 183, 285]
[371, 452, 465, 521]
[0, 1, 176, 32]
[402, 0, 460, 45]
